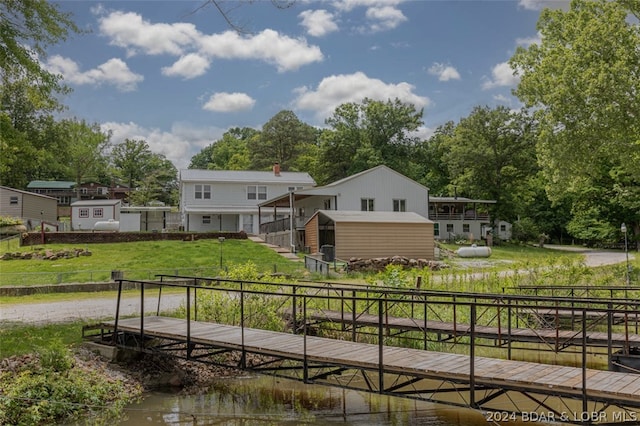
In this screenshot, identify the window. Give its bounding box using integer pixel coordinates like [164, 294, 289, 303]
[434, 223, 439, 236]
[463, 224, 470, 233]
[81, 188, 88, 194]
[500, 224, 506, 232]
[361, 198, 375, 211]
[195, 184, 211, 199]
[79, 208, 89, 218]
[247, 185, 267, 200]
[446, 224, 454, 233]
[202, 215, 211, 224]
[57, 196, 70, 205]
[393, 199, 406, 212]
[93, 208, 103, 218]
[9, 196, 18, 205]
[324, 199, 331, 210]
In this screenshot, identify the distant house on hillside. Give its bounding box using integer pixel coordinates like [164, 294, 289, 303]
[179, 164, 316, 234]
[27, 181, 75, 217]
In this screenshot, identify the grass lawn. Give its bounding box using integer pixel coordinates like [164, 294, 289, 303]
[0, 238, 305, 286]
[0, 321, 87, 359]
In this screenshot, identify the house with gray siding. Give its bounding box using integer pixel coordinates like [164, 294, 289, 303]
[0, 186, 57, 228]
[179, 164, 316, 234]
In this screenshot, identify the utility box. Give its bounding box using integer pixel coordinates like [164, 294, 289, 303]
[320, 245, 335, 262]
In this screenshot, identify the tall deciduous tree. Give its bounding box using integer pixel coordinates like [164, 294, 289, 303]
[58, 119, 111, 196]
[128, 153, 178, 206]
[443, 106, 538, 227]
[316, 98, 424, 185]
[249, 110, 317, 171]
[111, 139, 154, 188]
[510, 0, 640, 244]
[189, 127, 255, 170]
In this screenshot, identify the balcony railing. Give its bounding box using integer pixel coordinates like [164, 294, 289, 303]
[428, 212, 490, 221]
[260, 216, 308, 234]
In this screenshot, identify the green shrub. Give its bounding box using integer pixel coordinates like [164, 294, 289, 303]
[0, 347, 140, 425]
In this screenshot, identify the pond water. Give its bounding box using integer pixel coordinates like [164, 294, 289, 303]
[116, 375, 493, 425]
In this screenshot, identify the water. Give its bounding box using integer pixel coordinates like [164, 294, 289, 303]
[117, 375, 489, 425]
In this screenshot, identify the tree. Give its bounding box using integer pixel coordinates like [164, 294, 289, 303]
[128, 153, 178, 206]
[316, 98, 424, 184]
[1, 0, 79, 104]
[414, 121, 455, 196]
[510, 0, 640, 244]
[58, 119, 111, 195]
[442, 106, 538, 227]
[111, 139, 154, 188]
[189, 127, 255, 170]
[249, 110, 317, 171]
[194, 1, 295, 33]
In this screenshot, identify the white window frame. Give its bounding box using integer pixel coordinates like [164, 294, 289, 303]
[361, 198, 375, 211]
[9, 196, 18, 205]
[393, 199, 406, 212]
[202, 215, 211, 224]
[93, 208, 104, 218]
[248, 185, 267, 201]
[195, 184, 211, 200]
[79, 208, 89, 218]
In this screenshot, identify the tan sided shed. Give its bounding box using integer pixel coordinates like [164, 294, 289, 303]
[305, 210, 435, 260]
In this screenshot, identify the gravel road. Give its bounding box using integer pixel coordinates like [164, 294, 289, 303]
[0, 248, 633, 324]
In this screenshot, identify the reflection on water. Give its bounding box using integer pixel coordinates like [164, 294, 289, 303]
[117, 375, 489, 425]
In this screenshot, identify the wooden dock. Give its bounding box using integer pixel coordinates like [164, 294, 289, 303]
[87, 276, 640, 424]
[308, 309, 640, 350]
[94, 316, 640, 420]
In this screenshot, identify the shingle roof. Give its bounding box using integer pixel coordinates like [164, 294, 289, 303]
[27, 181, 76, 189]
[180, 169, 315, 185]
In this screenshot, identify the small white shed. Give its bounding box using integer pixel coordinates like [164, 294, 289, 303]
[71, 199, 121, 231]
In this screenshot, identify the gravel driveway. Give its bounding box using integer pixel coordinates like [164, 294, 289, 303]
[0, 248, 633, 324]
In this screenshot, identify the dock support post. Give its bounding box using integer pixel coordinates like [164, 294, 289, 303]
[608, 303, 613, 371]
[582, 309, 588, 414]
[470, 303, 476, 408]
[113, 279, 123, 344]
[378, 298, 384, 393]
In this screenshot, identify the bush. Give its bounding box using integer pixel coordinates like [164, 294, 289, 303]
[0, 346, 140, 425]
[511, 218, 540, 244]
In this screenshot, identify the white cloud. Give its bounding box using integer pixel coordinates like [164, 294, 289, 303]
[365, 6, 407, 32]
[203, 92, 256, 113]
[482, 62, 520, 90]
[198, 29, 324, 72]
[102, 121, 225, 169]
[161, 54, 210, 79]
[428, 63, 461, 82]
[294, 71, 430, 121]
[46, 55, 143, 91]
[99, 10, 323, 73]
[299, 9, 339, 37]
[518, 0, 569, 11]
[99, 11, 199, 56]
[332, 0, 405, 13]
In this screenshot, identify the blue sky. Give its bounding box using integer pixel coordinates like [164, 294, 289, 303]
[46, 0, 566, 169]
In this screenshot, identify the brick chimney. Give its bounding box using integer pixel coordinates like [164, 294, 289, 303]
[273, 162, 281, 176]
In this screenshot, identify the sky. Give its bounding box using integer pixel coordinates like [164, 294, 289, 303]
[46, 0, 567, 170]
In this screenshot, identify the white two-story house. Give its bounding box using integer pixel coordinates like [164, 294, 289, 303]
[179, 164, 316, 234]
[258, 165, 431, 251]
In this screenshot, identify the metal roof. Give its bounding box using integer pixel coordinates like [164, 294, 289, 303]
[71, 200, 121, 206]
[180, 169, 316, 185]
[309, 210, 433, 226]
[27, 180, 76, 189]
